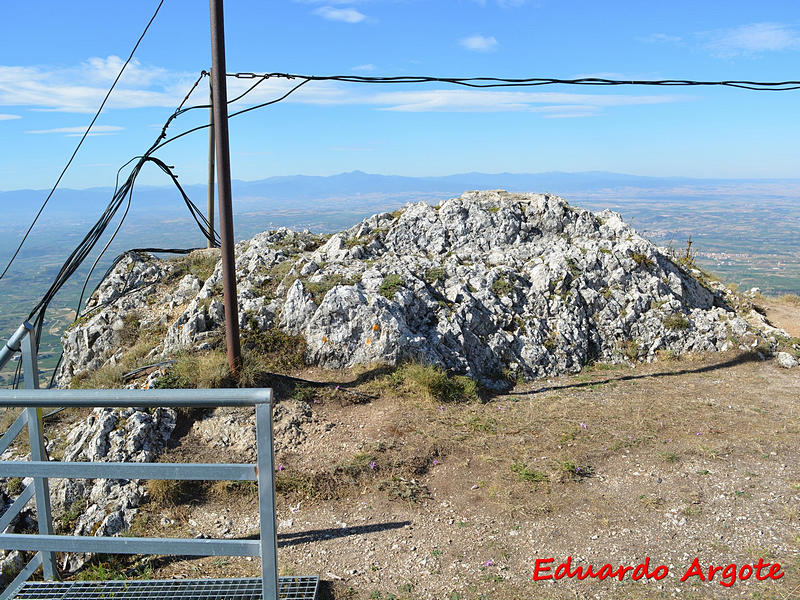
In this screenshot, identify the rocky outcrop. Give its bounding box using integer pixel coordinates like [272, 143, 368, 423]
[54, 407, 177, 572]
[59, 191, 775, 389]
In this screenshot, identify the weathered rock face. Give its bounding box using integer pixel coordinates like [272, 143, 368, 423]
[54, 407, 177, 572]
[59, 191, 769, 389]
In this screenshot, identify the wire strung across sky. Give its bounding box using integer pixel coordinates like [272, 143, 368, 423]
[227, 72, 800, 91]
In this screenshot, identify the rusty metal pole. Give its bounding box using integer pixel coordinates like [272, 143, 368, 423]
[210, 0, 241, 375]
[207, 80, 215, 249]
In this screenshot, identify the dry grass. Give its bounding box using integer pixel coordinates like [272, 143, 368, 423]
[145, 479, 186, 507]
[369, 362, 479, 403]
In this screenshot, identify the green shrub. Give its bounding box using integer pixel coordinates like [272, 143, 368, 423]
[424, 268, 445, 284]
[663, 313, 690, 330]
[629, 252, 654, 269]
[491, 275, 513, 297]
[379, 274, 404, 299]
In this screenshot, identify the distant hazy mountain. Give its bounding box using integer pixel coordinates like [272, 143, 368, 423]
[5, 170, 800, 222]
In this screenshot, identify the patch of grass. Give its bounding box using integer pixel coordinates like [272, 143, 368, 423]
[118, 312, 141, 346]
[153, 350, 231, 389]
[660, 451, 680, 463]
[58, 498, 88, 533]
[77, 556, 153, 582]
[629, 251, 654, 269]
[70, 364, 125, 389]
[557, 460, 593, 480]
[424, 267, 445, 284]
[543, 330, 558, 352]
[491, 275, 513, 297]
[663, 313, 691, 330]
[208, 480, 258, 500]
[621, 339, 640, 361]
[487, 206, 500, 214]
[462, 415, 497, 434]
[5, 477, 23, 495]
[241, 328, 307, 372]
[384, 363, 479, 403]
[566, 258, 581, 278]
[304, 273, 360, 303]
[146, 479, 186, 507]
[291, 384, 317, 403]
[377, 476, 428, 503]
[169, 250, 219, 283]
[779, 293, 800, 306]
[379, 274, 404, 300]
[253, 259, 296, 298]
[510, 461, 548, 484]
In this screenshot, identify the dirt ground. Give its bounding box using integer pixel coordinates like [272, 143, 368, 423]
[98, 297, 799, 600]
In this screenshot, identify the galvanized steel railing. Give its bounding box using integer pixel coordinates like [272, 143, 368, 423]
[0, 388, 279, 600]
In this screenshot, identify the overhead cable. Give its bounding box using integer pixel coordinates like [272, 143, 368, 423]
[0, 0, 166, 283]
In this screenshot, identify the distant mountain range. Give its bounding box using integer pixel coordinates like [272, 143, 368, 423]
[4, 170, 800, 222]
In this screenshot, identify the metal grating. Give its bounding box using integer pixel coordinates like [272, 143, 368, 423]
[11, 576, 318, 600]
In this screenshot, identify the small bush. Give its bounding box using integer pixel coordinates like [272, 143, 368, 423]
[5, 477, 23, 495]
[621, 340, 640, 361]
[424, 268, 445, 284]
[663, 313, 690, 331]
[491, 275, 513, 297]
[379, 274, 404, 300]
[629, 252, 654, 269]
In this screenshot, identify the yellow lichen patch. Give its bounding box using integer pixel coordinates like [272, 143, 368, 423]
[365, 338, 372, 345]
[372, 323, 380, 332]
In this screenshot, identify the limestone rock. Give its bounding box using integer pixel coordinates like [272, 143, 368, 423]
[59, 191, 772, 389]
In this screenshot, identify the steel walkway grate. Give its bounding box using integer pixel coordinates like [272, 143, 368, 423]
[10, 576, 319, 600]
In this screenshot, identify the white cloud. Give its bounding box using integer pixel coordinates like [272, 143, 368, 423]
[0, 55, 690, 123]
[460, 34, 498, 52]
[0, 57, 197, 113]
[313, 88, 687, 117]
[26, 125, 124, 135]
[352, 64, 376, 72]
[313, 6, 367, 23]
[703, 22, 800, 57]
[0, 113, 20, 120]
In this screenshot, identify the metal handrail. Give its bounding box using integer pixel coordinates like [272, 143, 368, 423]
[0, 388, 278, 600]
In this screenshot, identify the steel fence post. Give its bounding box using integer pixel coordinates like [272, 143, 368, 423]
[256, 402, 279, 600]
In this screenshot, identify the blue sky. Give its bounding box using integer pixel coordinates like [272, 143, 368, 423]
[1, 0, 800, 190]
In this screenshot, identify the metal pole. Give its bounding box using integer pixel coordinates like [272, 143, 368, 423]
[209, 0, 242, 375]
[20, 330, 58, 580]
[256, 402, 279, 599]
[207, 80, 215, 249]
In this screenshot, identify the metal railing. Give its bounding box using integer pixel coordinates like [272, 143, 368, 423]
[0, 388, 279, 600]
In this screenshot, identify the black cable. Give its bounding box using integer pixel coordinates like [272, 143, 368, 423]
[232, 72, 800, 91]
[0, 0, 165, 283]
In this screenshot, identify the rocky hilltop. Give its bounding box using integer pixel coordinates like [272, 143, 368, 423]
[58, 190, 768, 389]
